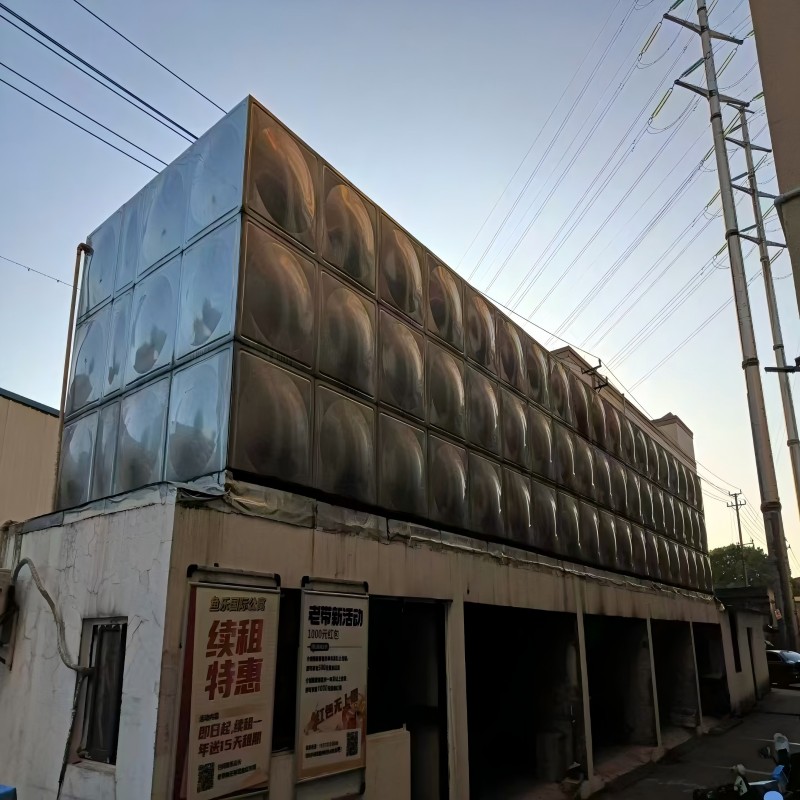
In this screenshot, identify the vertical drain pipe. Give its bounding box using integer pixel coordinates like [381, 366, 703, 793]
[52, 242, 92, 511]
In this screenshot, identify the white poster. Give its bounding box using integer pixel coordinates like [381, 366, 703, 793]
[296, 590, 369, 782]
[185, 585, 280, 800]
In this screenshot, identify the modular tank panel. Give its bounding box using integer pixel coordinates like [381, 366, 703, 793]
[58, 96, 710, 592]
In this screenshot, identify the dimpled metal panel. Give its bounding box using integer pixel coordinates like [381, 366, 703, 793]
[497, 317, 526, 394]
[114, 377, 169, 494]
[465, 287, 497, 373]
[426, 255, 463, 351]
[663, 494, 675, 539]
[557, 491, 580, 560]
[526, 339, 549, 409]
[91, 401, 119, 500]
[427, 340, 465, 438]
[594, 448, 612, 508]
[571, 374, 591, 438]
[177, 219, 238, 359]
[640, 479, 654, 529]
[185, 101, 246, 241]
[378, 413, 427, 516]
[322, 169, 376, 291]
[318, 271, 376, 397]
[616, 518, 633, 571]
[598, 510, 617, 569]
[82, 210, 120, 315]
[468, 452, 503, 537]
[574, 436, 595, 499]
[554, 422, 577, 492]
[166, 348, 232, 481]
[627, 468, 641, 523]
[529, 405, 553, 480]
[646, 436, 658, 481]
[57, 411, 98, 508]
[631, 526, 647, 574]
[653, 486, 665, 533]
[126, 256, 180, 385]
[104, 292, 131, 397]
[230, 351, 312, 485]
[139, 158, 188, 273]
[591, 392, 606, 448]
[379, 309, 425, 419]
[247, 105, 317, 249]
[68, 304, 110, 415]
[240, 221, 316, 366]
[504, 468, 532, 545]
[621, 417, 635, 466]
[531, 478, 558, 552]
[428, 434, 468, 529]
[466, 366, 500, 455]
[610, 459, 627, 515]
[116, 193, 143, 292]
[605, 400, 622, 457]
[674, 500, 685, 544]
[379, 216, 423, 324]
[634, 427, 648, 474]
[550, 360, 572, 425]
[500, 388, 529, 469]
[315, 385, 376, 505]
[645, 529, 661, 580]
[580, 501, 601, 565]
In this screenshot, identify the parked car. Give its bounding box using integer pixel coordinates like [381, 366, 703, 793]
[766, 650, 800, 687]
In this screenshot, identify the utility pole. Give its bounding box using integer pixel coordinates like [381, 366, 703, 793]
[728, 108, 800, 542]
[727, 492, 749, 586]
[664, 0, 798, 649]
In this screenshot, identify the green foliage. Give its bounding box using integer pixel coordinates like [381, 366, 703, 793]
[709, 543, 776, 588]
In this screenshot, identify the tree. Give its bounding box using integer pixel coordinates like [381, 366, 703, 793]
[709, 544, 776, 588]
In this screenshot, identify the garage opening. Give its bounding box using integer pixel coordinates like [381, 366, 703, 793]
[693, 622, 731, 721]
[465, 604, 583, 799]
[651, 620, 700, 748]
[367, 598, 448, 800]
[584, 615, 656, 760]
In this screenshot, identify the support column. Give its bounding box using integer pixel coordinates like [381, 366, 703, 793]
[689, 622, 705, 731]
[646, 618, 663, 749]
[573, 583, 594, 784]
[446, 598, 469, 800]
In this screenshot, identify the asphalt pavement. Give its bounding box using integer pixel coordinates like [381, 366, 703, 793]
[610, 689, 800, 799]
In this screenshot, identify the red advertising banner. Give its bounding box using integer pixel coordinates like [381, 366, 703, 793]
[181, 584, 280, 800]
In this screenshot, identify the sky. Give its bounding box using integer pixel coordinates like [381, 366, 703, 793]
[1, 0, 798, 569]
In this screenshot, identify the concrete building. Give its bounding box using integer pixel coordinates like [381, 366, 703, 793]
[749, 0, 800, 316]
[0, 97, 770, 799]
[0, 387, 58, 524]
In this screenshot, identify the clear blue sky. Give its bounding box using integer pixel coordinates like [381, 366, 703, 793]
[1, 0, 798, 565]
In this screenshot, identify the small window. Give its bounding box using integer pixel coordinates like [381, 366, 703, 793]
[73, 619, 127, 765]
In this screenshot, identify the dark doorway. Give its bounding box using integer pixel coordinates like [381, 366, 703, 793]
[367, 598, 448, 800]
[693, 622, 731, 718]
[465, 604, 583, 799]
[747, 626, 760, 700]
[651, 620, 699, 734]
[584, 615, 656, 753]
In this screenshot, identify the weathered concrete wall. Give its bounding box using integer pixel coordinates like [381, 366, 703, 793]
[720, 610, 770, 713]
[0, 492, 175, 800]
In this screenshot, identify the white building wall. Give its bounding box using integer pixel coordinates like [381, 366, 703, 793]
[0, 491, 175, 800]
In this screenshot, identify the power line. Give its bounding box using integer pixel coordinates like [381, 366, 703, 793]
[0, 61, 167, 167]
[457, 0, 626, 270]
[1, 254, 73, 287]
[0, 76, 158, 172]
[0, 4, 195, 142]
[69, 0, 226, 114]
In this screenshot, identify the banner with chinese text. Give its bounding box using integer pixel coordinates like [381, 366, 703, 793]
[296, 590, 368, 782]
[186, 585, 280, 799]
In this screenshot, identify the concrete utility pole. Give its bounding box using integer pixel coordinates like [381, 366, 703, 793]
[727, 492, 749, 586]
[664, 0, 798, 648]
[729, 107, 800, 541]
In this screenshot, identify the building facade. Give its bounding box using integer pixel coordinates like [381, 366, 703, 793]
[0, 97, 770, 799]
